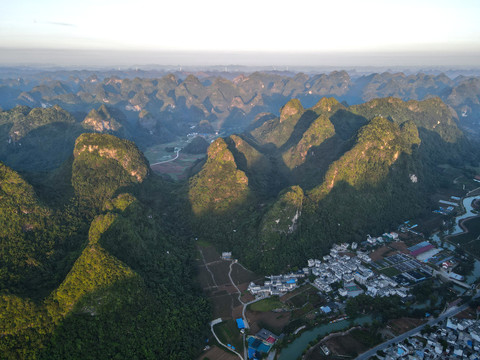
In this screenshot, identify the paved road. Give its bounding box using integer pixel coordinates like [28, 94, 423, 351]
[467, 186, 480, 196]
[228, 260, 273, 360]
[207, 259, 272, 360]
[150, 149, 180, 166]
[210, 319, 244, 360]
[432, 269, 471, 289]
[355, 302, 471, 360]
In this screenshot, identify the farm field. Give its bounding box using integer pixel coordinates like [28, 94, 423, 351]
[387, 317, 426, 336]
[197, 345, 238, 360]
[195, 243, 265, 359]
[305, 328, 376, 359]
[145, 139, 206, 180]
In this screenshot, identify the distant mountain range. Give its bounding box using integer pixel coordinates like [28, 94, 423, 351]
[0, 70, 479, 146]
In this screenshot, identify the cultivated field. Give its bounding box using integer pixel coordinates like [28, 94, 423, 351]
[195, 243, 265, 359]
[246, 309, 291, 334]
[387, 317, 426, 336]
[150, 153, 205, 180]
[197, 345, 238, 360]
[145, 140, 206, 180]
[306, 332, 368, 359]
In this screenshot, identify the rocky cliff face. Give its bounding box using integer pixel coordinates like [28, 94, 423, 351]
[72, 133, 149, 207]
[82, 105, 123, 133]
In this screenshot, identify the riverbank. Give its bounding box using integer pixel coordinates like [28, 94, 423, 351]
[442, 196, 480, 261]
[303, 325, 363, 359]
[277, 316, 373, 360]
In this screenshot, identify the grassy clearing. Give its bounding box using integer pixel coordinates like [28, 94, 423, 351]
[248, 297, 284, 312]
[287, 287, 324, 309]
[196, 239, 212, 247]
[213, 320, 243, 351]
[379, 266, 401, 277]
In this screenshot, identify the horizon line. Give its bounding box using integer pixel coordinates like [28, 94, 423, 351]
[1, 48, 479, 68]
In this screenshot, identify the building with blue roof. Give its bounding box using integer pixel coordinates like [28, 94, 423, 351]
[236, 318, 245, 329]
[320, 305, 332, 314]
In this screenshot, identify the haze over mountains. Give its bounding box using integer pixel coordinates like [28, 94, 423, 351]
[2, 0, 480, 356]
[1, 66, 480, 358]
[1, 69, 479, 155]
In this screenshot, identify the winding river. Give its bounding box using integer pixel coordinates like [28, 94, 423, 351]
[431, 195, 480, 284]
[278, 316, 372, 360]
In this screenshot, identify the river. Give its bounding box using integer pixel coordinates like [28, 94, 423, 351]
[430, 195, 480, 284]
[277, 316, 372, 360]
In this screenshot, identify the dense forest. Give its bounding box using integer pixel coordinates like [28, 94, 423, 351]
[188, 97, 479, 273]
[0, 84, 479, 357]
[0, 133, 209, 359]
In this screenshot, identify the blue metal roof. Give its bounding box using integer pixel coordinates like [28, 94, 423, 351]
[236, 318, 245, 329]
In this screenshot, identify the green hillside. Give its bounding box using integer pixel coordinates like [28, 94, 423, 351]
[282, 114, 335, 169]
[309, 117, 421, 201]
[0, 105, 82, 171]
[0, 133, 209, 359]
[72, 133, 149, 208]
[188, 96, 478, 272]
[188, 138, 250, 216]
[350, 97, 462, 142]
[250, 99, 304, 147]
[0, 162, 52, 292]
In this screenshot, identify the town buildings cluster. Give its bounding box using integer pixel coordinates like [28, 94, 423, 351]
[248, 234, 418, 300]
[248, 273, 303, 296]
[309, 241, 411, 299]
[379, 317, 480, 359]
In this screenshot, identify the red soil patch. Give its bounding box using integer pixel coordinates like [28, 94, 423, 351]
[325, 333, 369, 357]
[370, 246, 397, 262]
[454, 307, 477, 320]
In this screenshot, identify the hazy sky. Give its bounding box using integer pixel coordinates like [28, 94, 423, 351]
[1, 0, 479, 66]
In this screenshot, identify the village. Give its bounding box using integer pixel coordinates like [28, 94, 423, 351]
[242, 224, 477, 359]
[246, 230, 458, 304]
[378, 316, 480, 359]
[197, 184, 480, 360]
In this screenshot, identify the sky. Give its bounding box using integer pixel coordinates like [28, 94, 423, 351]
[0, 0, 479, 67]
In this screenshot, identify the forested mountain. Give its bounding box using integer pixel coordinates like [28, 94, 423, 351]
[1, 74, 480, 357]
[0, 134, 209, 359]
[1, 70, 480, 145]
[0, 105, 83, 171]
[188, 96, 479, 272]
[82, 104, 126, 134]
